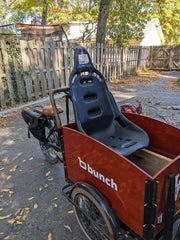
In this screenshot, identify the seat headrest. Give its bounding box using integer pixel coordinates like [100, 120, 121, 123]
[73, 46, 94, 73]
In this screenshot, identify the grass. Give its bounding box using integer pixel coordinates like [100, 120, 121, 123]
[176, 77, 180, 85]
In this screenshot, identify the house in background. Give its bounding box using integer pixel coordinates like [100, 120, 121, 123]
[129, 18, 165, 46]
[61, 21, 96, 43]
[61, 18, 165, 46]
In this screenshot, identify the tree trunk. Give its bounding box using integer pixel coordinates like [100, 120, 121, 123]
[96, 0, 110, 43]
[41, 0, 48, 25]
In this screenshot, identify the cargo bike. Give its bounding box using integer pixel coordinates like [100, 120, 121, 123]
[22, 47, 180, 240]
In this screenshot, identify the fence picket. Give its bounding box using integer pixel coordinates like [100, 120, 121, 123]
[20, 40, 33, 101]
[57, 43, 65, 87]
[1, 41, 15, 105]
[0, 40, 153, 107]
[52, 42, 60, 89]
[28, 42, 39, 99]
[64, 45, 68, 86]
[13, 55, 26, 102]
[38, 41, 48, 97]
[0, 51, 6, 107]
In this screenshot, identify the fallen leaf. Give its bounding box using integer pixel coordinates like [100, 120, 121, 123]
[34, 204, 38, 209]
[8, 219, 16, 225]
[48, 233, 52, 240]
[16, 221, 23, 225]
[53, 197, 57, 200]
[162, 106, 172, 109]
[0, 189, 10, 193]
[0, 168, 4, 171]
[14, 208, 22, 217]
[28, 197, 34, 201]
[53, 203, 57, 208]
[2, 158, 8, 162]
[39, 187, 43, 191]
[67, 210, 74, 214]
[45, 171, 51, 177]
[0, 232, 4, 235]
[7, 175, 12, 181]
[0, 208, 3, 211]
[22, 160, 26, 163]
[28, 157, 33, 161]
[9, 191, 14, 197]
[22, 215, 26, 221]
[15, 215, 22, 221]
[0, 214, 12, 220]
[64, 225, 72, 232]
[48, 178, 53, 182]
[9, 165, 18, 172]
[25, 208, 30, 213]
[44, 184, 48, 188]
[4, 236, 10, 239]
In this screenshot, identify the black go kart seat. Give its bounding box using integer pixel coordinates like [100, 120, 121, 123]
[69, 46, 149, 157]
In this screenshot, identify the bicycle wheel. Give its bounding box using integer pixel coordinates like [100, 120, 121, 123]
[71, 183, 120, 240]
[39, 120, 63, 164]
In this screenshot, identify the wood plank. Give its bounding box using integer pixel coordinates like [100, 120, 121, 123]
[1, 41, 15, 105]
[13, 55, 26, 102]
[100, 43, 104, 73]
[51, 42, 60, 89]
[38, 41, 47, 97]
[64, 45, 68, 86]
[106, 44, 109, 80]
[28, 42, 39, 99]
[0, 46, 6, 107]
[20, 40, 32, 101]
[57, 42, 65, 87]
[129, 149, 171, 177]
[97, 43, 100, 70]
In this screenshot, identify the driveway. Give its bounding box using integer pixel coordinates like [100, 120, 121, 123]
[0, 71, 180, 240]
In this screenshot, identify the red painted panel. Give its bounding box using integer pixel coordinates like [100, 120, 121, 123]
[61, 125, 152, 237]
[123, 113, 180, 159]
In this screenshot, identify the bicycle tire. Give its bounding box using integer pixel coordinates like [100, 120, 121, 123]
[39, 120, 62, 164]
[71, 183, 120, 240]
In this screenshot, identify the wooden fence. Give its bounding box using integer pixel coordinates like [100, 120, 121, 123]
[149, 45, 180, 70]
[0, 40, 149, 107]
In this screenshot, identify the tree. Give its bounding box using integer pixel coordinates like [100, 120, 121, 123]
[0, 0, 17, 25]
[147, 0, 180, 45]
[47, 0, 98, 24]
[107, 0, 148, 45]
[96, 0, 110, 43]
[11, 0, 54, 25]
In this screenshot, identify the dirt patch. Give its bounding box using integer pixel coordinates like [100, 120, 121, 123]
[109, 70, 162, 89]
[164, 77, 180, 92]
